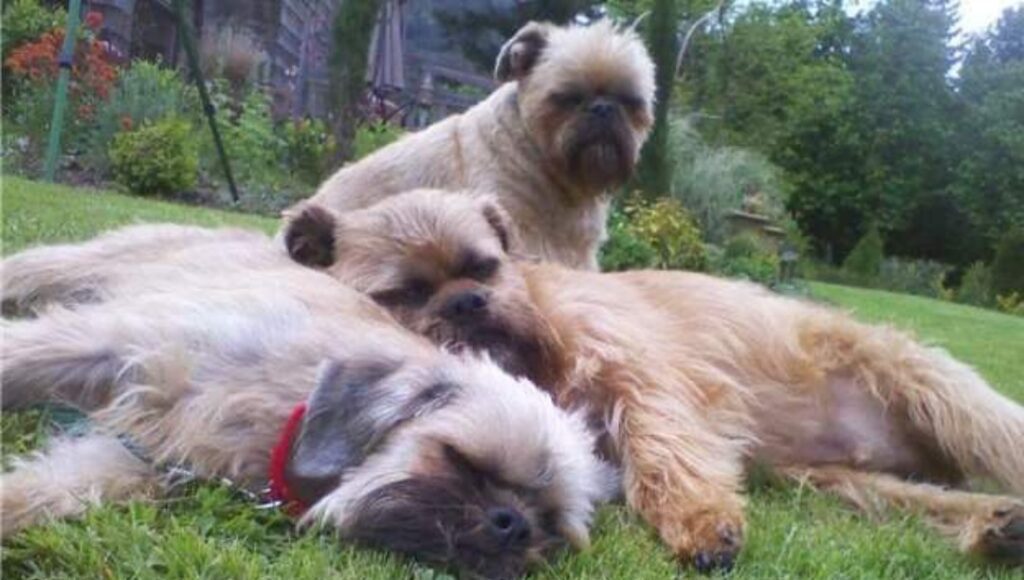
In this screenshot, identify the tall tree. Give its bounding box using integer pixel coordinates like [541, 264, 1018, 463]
[634, 0, 680, 197]
[845, 0, 963, 261]
[328, 0, 382, 163]
[953, 7, 1024, 249]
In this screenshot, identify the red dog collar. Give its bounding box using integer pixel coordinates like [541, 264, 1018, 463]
[267, 402, 308, 516]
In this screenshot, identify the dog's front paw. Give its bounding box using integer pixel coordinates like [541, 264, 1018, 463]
[974, 503, 1024, 564]
[657, 506, 745, 573]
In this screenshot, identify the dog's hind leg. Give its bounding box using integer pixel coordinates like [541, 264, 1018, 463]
[0, 434, 158, 538]
[780, 465, 1024, 564]
[1, 310, 142, 409]
[805, 315, 1024, 495]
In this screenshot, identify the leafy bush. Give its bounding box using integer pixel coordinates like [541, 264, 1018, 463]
[991, 229, 1024, 297]
[842, 224, 884, 279]
[110, 119, 198, 196]
[669, 116, 788, 243]
[353, 122, 404, 160]
[996, 292, 1024, 317]
[600, 207, 659, 271]
[955, 261, 993, 307]
[877, 257, 951, 299]
[3, 12, 117, 171]
[626, 196, 708, 271]
[600, 196, 708, 272]
[203, 88, 286, 187]
[283, 118, 337, 185]
[715, 233, 780, 285]
[2, 81, 57, 174]
[0, 0, 65, 65]
[85, 60, 196, 175]
[4, 11, 117, 106]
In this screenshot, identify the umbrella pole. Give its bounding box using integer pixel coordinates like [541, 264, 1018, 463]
[42, 0, 82, 182]
[172, 0, 239, 202]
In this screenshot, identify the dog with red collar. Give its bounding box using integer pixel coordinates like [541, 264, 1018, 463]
[0, 224, 616, 579]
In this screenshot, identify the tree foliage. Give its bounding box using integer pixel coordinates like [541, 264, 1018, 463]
[658, 0, 1021, 267]
[327, 0, 382, 163]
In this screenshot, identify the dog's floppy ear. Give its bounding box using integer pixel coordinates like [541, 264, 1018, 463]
[480, 200, 516, 254]
[286, 358, 456, 506]
[283, 203, 338, 268]
[495, 21, 552, 82]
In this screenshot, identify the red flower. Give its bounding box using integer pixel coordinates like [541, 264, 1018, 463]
[84, 11, 104, 31]
[4, 25, 119, 121]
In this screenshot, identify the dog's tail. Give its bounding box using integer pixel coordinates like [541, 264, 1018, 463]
[807, 311, 1024, 495]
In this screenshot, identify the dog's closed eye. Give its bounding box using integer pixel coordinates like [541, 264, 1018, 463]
[370, 280, 434, 308]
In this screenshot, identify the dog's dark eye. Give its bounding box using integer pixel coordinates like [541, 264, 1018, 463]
[551, 91, 585, 108]
[443, 444, 488, 490]
[371, 279, 433, 308]
[462, 257, 500, 281]
[619, 94, 644, 111]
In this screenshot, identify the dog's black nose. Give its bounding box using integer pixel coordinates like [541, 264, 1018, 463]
[441, 290, 489, 321]
[589, 98, 615, 118]
[487, 507, 531, 546]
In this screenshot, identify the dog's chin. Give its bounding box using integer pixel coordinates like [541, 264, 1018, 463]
[429, 321, 537, 383]
[567, 137, 633, 191]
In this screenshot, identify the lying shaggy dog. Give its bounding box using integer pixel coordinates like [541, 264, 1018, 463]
[0, 225, 616, 579]
[285, 190, 1024, 571]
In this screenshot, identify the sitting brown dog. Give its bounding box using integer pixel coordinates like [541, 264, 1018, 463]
[0, 224, 616, 579]
[285, 190, 1024, 571]
[292, 19, 655, 270]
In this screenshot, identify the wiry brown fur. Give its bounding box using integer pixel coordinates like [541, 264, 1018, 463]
[287, 190, 1024, 570]
[0, 225, 616, 578]
[292, 19, 655, 270]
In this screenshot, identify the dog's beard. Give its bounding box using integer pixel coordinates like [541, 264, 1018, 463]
[565, 118, 635, 190]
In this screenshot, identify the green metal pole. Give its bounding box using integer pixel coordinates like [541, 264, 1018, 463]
[172, 0, 239, 202]
[42, 0, 82, 182]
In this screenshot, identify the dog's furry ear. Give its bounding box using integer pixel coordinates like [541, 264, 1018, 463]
[480, 201, 516, 254]
[495, 21, 552, 82]
[283, 203, 338, 268]
[286, 358, 456, 506]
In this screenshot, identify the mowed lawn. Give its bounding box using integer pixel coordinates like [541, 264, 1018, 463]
[2, 176, 1023, 579]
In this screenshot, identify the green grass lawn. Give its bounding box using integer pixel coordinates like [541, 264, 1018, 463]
[2, 176, 1023, 579]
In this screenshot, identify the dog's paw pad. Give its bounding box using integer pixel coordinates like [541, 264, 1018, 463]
[693, 549, 736, 573]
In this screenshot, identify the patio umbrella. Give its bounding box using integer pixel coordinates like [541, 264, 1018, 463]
[367, 0, 406, 93]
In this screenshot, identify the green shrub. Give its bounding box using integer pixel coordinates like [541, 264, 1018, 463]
[199, 87, 285, 188]
[669, 116, 788, 243]
[991, 229, 1024, 297]
[1, 0, 65, 64]
[283, 118, 336, 185]
[715, 233, 780, 285]
[2, 81, 57, 174]
[627, 196, 708, 271]
[110, 119, 198, 196]
[955, 261, 993, 307]
[600, 207, 659, 271]
[600, 195, 708, 272]
[353, 122, 404, 160]
[996, 292, 1024, 317]
[85, 60, 195, 176]
[877, 257, 951, 299]
[842, 224, 884, 279]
